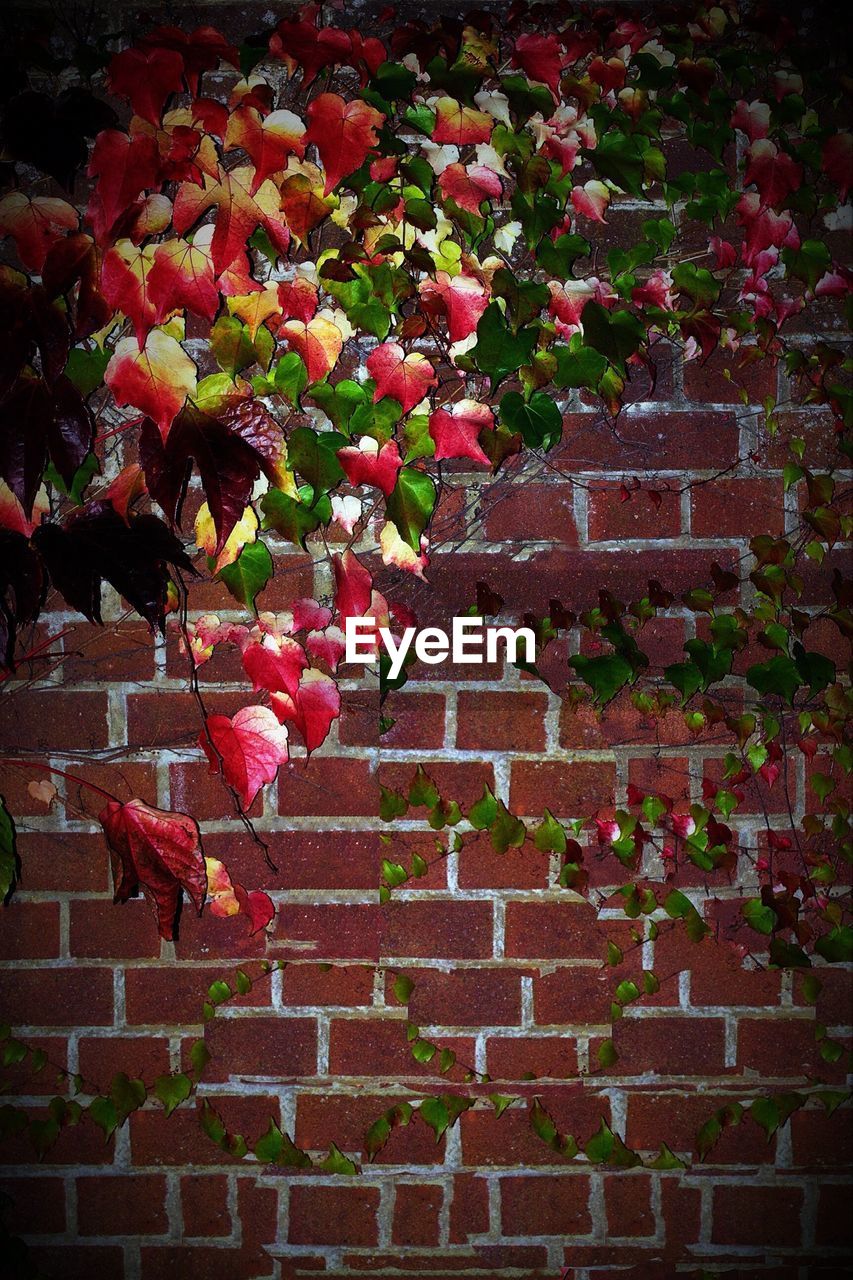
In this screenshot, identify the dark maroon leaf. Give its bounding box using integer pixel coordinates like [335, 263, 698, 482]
[32, 502, 194, 630]
[0, 529, 45, 669]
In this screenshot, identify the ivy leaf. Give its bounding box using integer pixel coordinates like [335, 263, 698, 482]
[153, 1072, 192, 1117]
[318, 1141, 359, 1174]
[261, 488, 332, 549]
[553, 342, 608, 390]
[470, 303, 537, 389]
[469, 785, 499, 830]
[218, 539, 272, 609]
[99, 798, 207, 941]
[534, 809, 567, 854]
[200, 706, 289, 809]
[304, 93, 384, 195]
[580, 301, 644, 371]
[385, 467, 435, 551]
[499, 391, 562, 451]
[742, 898, 777, 935]
[287, 426, 346, 501]
[570, 654, 633, 705]
[0, 796, 19, 904]
[746, 656, 802, 705]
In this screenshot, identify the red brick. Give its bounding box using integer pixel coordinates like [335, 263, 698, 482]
[460, 1090, 609, 1167]
[61, 762, 157, 822]
[338, 690, 446, 749]
[272, 904, 384, 962]
[0, 968, 113, 1027]
[793, 967, 853, 1027]
[456, 691, 548, 752]
[125, 963, 272, 1025]
[483, 482, 578, 543]
[139, 1245, 273, 1280]
[551, 411, 739, 471]
[486, 1034, 579, 1079]
[499, 1172, 591, 1235]
[14, 832, 111, 892]
[181, 1174, 231, 1237]
[691, 477, 785, 538]
[78, 1036, 171, 1093]
[0, 901, 60, 959]
[383, 900, 493, 959]
[815, 1182, 853, 1248]
[130, 1097, 279, 1166]
[456, 830, 549, 889]
[406, 968, 522, 1027]
[62, 622, 156, 683]
[295, 1093, 443, 1166]
[77, 1174, 168, 1235]
[504, 901, 621, 960]
[204, 1016, 317, 1080]
[378, 760, 494, 812]
[277, 757, 377, 817]
[0, 1035, 68, 1096]
[587, 484, 681, 541]
[289, 1185, 380, 1246]
[736, 1016, 819, 1078]
[626, 1091, 772, 1163]
[0, 691, 108, 751]
[611, 1015, 727, 1076]
[168, 760, 264, 821]
[448, 1173, 489, 1243]
[660, 1177, 701, 1254]
[711, 1184, 803, 1247]
[0, 1175, 66, 1233]
[604, 1173, 655, 1237]
[533, 963, 643, 1026]
[559, 697, 694, 749]
[69, 897, 163, 959]
[328, 1016, 474, 1078]
[683, 346, 777, 405]
[280, 964, 374, 1008]
[510, 759, 616, 818]
[653, 929, 781, 1008]
[791, 1107, 853, 1167]
[392, 1182, 443, 1246]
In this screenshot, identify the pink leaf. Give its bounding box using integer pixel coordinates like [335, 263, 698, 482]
[201, 705, 289, 808]
[428, 399, 493, 465]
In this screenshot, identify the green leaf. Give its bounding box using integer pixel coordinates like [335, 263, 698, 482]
[207, 980, 231, 1006]
[64, 346, 110, 397]
[815, 926, 853, 964]
[419, 1096, 449, 1141]
[489, 1094, 516, 1119]
[217, 539, 272, 609]
[235, 969, 252, 996]
[747, 656, 802, 705]
[571, 653, 633, 705]
[580, 301, 644, 371]
[585, 1118, 615, 1164]
[110, 1072, 146, 1126]
[411, 1038, 437, 1064]
[393, 974, 414, 1004]
[0, 796, 18, 903]
[386, 467, 436, 551]
[268, 351, 308, 405]
[584, 131, 647, 195]
[379, 785, 408, 822]
[536, 233, 590, 276]
[489, 799, 526, 853]
[648, 1142, 686, 1169]
[260, 488, 332, 549]
[470, 303, 537, 389]
[499, 390, 562, 451]
[742, 898, 777, 935]
[749, 1096, 780, 1140]
[408, 765, 439, 809]
[318, 1141, 359, 1174]
[88, 1095, 118, 1140]
[597, 1038, 618, 1069]
[553, 341, 608, 390]
[44, 452, 100, 506]
[153, 1072, 192, 1117]
[469, 786, 499, 830]
[288, 426, 346, 498]
[534, 809, 567, 854]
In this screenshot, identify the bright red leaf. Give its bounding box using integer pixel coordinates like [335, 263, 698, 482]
[201, 705, 289, 809]
[429, 399, 494, 465]
[303, 92, 385, 196]
[366, 342, 437, 414]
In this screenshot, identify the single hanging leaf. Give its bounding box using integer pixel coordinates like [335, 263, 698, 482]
[366, 343, 437, 415]
[99, 799, 208, 941]
[153, 1073, 192, 1117]
[105, 331, 197, 442]
[386, 468, 435, 552]
[218, 540, 273, 609]
[200, 706, 289, 809]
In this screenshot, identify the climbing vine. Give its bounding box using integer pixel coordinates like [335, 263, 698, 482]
[0, 0, 850, 1196]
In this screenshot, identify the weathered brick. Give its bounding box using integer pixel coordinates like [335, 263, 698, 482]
[289, 1185, 380, 1246]
[499, 1173, 591, 1235]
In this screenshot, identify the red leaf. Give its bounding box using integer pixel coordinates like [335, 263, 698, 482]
[271, 668, 341, 754]
[225, 105, 306, 194]
[822, 133, 853, 203]
[205, 856, 274, 934]
[438, 163, 502, 217]
[105, 331, 197, 442]
[420, 271, 490, 344]
[86, 130, 162, 247]
[173, 165, 290, 278]
[107, 45, 185, 127]
[201, 705, 289, 809]
[428, 399, 493, 465]
[366, 342, 437, 414]
[333, 549, 372, 622]
[303, 92, 385, 196]
[432, 98, 493, 146]
[101, 239, 157, 344]
[148, 237, 219, 326]
[277, 277, 318, 323]
[279, 312, 344, 383]
[99, 798, 207, 940]
[0, 193, 78, 272]
[241, 633, 308, 697]
[512, 33, 564, 97]
[269, 19, 353, 86]
[337, 437, 403, 496]
[744, 140, 802, 210]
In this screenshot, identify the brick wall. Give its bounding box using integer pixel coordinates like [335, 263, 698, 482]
[0, 2, 851, 1278]
[2, 354, 851, 1278]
